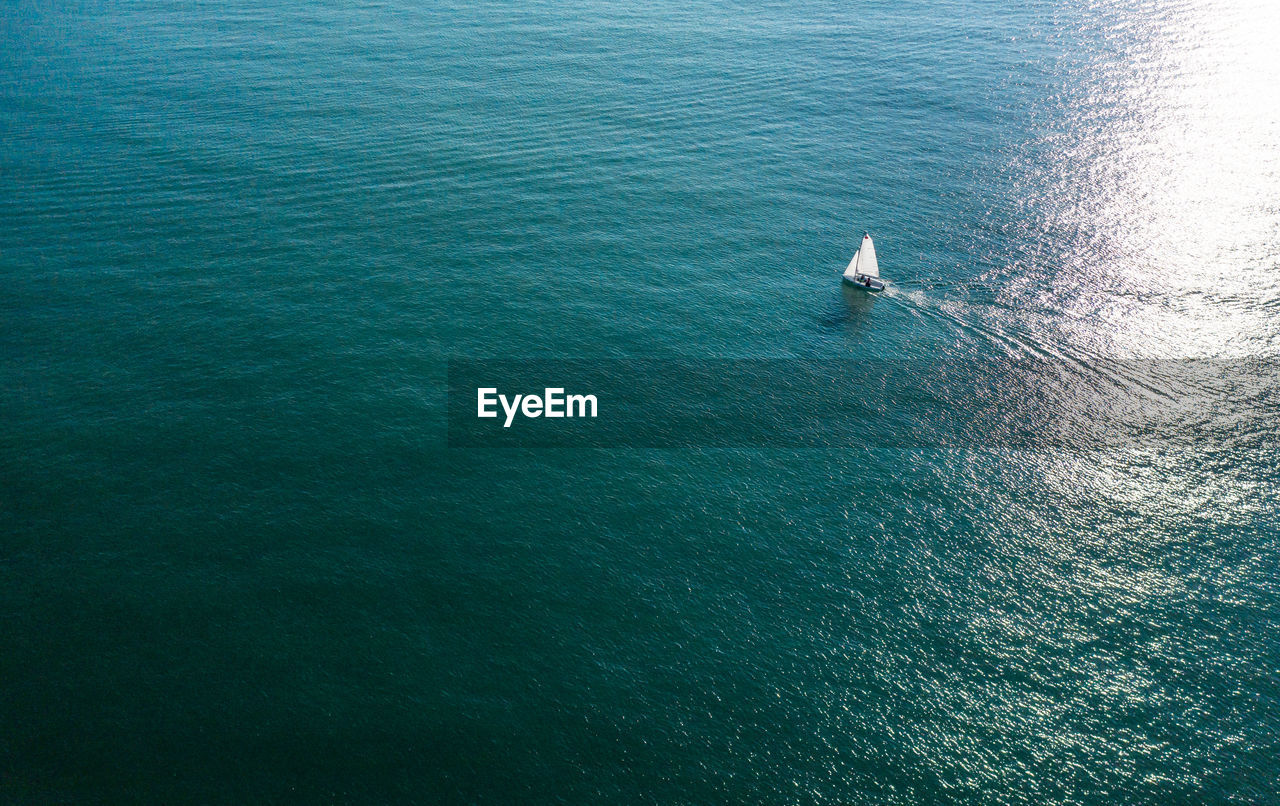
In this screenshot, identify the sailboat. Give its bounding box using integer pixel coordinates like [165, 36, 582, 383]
[842, 232, 885, 291]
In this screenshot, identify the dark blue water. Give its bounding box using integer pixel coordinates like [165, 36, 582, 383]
[3, 0, 1278, 802]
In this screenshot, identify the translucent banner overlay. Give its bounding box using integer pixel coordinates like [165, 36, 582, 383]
[447, 359, 1280, 451]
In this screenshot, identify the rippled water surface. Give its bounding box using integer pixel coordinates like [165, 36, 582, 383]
[2, 1, 1277, 802]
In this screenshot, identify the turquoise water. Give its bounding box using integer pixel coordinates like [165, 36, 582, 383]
[3, 0, 1278, 802]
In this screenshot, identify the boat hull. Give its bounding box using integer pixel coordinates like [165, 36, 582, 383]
[842, 274, 885, 292]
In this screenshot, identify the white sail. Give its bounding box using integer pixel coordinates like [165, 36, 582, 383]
[842, 248, 862, 280]
[841, 232, 884, 290]
[858, 235, 879, 278]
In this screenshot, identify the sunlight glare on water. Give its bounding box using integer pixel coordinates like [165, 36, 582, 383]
[1013, 0, 1280, 358]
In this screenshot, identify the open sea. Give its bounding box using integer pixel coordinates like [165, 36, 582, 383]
[2, 0, 1278, 802]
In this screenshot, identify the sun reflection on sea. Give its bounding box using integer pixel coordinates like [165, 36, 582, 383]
[1010, 0, 1280, 357]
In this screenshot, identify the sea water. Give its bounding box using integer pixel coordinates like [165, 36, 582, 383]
[2, 0, 1277, 802]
